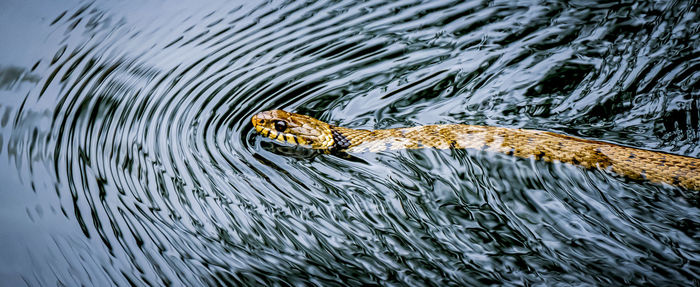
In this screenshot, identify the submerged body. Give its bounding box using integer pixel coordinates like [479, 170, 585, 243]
[252, 110, 700, 190]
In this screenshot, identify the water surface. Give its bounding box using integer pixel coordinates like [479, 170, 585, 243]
[0, 0, 698, 285]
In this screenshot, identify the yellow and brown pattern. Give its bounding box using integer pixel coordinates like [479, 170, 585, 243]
[252, 110, 699, 190]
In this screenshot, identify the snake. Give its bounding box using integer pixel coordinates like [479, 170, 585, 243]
[252, 110, 700, 190]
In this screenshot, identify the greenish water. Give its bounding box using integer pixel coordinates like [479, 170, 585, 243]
[0, 0, 698, 285]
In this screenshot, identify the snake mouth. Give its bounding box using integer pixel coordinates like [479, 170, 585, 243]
[253, 124, 308, 147]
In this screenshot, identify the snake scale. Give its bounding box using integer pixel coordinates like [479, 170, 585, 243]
[252, 110, 700, 190]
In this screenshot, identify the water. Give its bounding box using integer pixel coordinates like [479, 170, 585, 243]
[1, 0, 698, 285]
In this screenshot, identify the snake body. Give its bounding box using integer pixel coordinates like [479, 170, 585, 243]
[252, 110, 700, 190]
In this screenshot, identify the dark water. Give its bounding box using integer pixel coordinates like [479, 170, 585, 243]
[1, 0, 699, 285]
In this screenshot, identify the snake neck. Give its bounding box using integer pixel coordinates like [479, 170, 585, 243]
[329, 126, 370, 151]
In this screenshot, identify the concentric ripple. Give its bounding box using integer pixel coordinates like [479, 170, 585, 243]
[1, 0, 698, 285]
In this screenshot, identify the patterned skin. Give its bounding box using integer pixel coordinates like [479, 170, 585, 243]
[252, 110, 700, 190]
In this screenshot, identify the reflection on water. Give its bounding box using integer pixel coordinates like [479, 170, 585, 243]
[0, 0, 698, 285]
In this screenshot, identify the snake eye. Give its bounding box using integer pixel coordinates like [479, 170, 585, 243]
[274, 120, 287, 132]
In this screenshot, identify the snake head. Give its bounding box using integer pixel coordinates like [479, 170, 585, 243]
[251, 110, 336, 150]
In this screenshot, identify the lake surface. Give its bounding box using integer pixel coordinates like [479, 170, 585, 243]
[0, 0, 698, 285]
